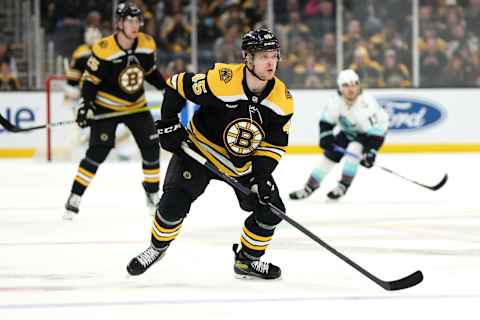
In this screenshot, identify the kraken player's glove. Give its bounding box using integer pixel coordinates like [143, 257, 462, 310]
[319, 120, 335, 152]
[250, 175, 275, 205]
[360, 149, 377, 168]
[155, 118, 187, 154]
[76, 101, 95, 128]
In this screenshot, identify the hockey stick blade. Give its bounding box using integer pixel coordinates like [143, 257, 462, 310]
[382, 270, 423, 291]
[0, 114, 26, 132]
[181, 142, 424, 291]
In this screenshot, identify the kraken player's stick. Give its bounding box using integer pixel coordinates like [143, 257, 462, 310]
[181, 142, 423, 291]
[335, 146, 448, 191]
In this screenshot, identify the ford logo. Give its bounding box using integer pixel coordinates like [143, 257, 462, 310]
[377, 96, 445, 131]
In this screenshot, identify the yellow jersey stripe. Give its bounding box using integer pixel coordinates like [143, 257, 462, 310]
[243, 227, 273, 242]
[74, 176, 89, 186]
[78, 167, 94, 177]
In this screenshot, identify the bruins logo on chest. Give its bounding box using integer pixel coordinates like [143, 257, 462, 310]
[223, 118, 264, 156]
[119, 65, 144, 94]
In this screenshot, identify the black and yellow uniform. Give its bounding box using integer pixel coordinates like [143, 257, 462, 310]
[66, 44, 92, 87]
[68, 32, 166, 198]
[150, 63, 294, 259]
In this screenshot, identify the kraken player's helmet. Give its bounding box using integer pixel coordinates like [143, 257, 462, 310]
[241, 29, 280, 58]
[337, 69, 360, 87]
[115, 1, 144, 26]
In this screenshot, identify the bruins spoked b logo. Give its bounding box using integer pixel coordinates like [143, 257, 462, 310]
[224, 118, 264, 156]
[119, 65, 144, 93]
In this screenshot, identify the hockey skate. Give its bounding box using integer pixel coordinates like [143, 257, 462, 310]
[126, 245, 166, 276]
[326, 182, 350, 200]
[289, 185, 315, 200]
[63, 193, 81, 220]
[232, 244, 281, 280]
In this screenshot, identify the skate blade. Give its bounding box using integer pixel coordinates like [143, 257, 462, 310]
[234, 274, 282, 281]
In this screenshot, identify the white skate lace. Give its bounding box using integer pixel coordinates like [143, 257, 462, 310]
[251, 260, 269, 274]
[137, 247, 160, 267]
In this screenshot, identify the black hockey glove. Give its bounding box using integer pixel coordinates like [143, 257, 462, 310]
[76, 101, 95, 128]
[250, 176, 275, 205]
[319, 134, 335, 152]
[360, 149, 377, 168]
[319, 120, 335, 152]
[155, 118, 187, 154]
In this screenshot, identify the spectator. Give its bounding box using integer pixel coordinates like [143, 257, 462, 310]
[278, 11, 311, 57]
[0, 36, 17, 77]
[0, 62, 20, 90]
[349, 46, 383, 88]
[443, 55, 468, 86]
[382, 49, 411, 87]
[293, 54, 332, 88]
[159, 10, 192, 54]
[318, 32, 337, 69]
[213, 23, 242, 63]
[420, 38, 448, 86]
[303, 0, 335, 37]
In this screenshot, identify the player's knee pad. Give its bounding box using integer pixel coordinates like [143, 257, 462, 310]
[86, 145, 112, 163]
[157, 190, 192, 221]
[140, 143, 160, 163]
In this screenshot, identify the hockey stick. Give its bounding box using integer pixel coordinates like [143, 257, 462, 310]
[334, 145, 448, 191]
[0, 105, 161, 133]
[180, 142, 423, 291]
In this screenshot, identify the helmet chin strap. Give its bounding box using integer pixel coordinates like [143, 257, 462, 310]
[245, 53, 268, 82]
[246, 64, 266, 82]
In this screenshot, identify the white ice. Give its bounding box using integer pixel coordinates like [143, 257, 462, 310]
[0, 153, 479, 320]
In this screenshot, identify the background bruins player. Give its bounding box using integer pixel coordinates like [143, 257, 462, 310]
[63, 2, 166, 220]
[127, 29, 294, 280]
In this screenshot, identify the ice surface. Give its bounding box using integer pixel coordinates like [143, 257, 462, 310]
[0, 153, 479, 319]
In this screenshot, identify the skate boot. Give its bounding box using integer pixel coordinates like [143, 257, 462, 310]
[127, 245, 166, 276]
[232, 244, 281, 280]
[326, 182, 350, 200]
[63, 193, 81, 220]
[289, 185, 315, 200]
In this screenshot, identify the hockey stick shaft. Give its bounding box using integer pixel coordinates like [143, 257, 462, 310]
[0, 105, 161, 133]
[334, 145, 447, 191]
[181, 142, 423, 291]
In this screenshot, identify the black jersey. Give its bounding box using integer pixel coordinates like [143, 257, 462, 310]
[81, 32, 162, 112]
[165, 63, 294, 177]
[66, 44, 92, 87]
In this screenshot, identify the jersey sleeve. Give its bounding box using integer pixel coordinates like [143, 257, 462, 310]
[81, 52, 108, 89]
[166, 71, 217, 106]
[363, 94, 389, 136]
[320, 96, 338, 125]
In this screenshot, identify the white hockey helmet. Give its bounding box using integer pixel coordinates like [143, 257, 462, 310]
[337, 69, 360, 88]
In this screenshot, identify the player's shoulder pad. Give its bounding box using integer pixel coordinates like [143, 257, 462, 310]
[263, 77, 294, 116]
[92, 35, 123, 61]
[206, 63, 245, 101]
[72, 44, 92, 60]
[136, 32, 157, 54]
[361, 91, 379, 106]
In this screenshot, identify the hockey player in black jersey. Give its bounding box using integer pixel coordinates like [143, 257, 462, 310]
[63, 2, 166, 220]
[127, 29, 294, 280]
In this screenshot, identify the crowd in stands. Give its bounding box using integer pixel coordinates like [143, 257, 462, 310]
[1, 0, 479, 90]
[0, 35, 20, 90]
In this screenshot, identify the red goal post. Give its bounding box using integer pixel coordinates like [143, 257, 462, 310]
[44, 75, 81, 161]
